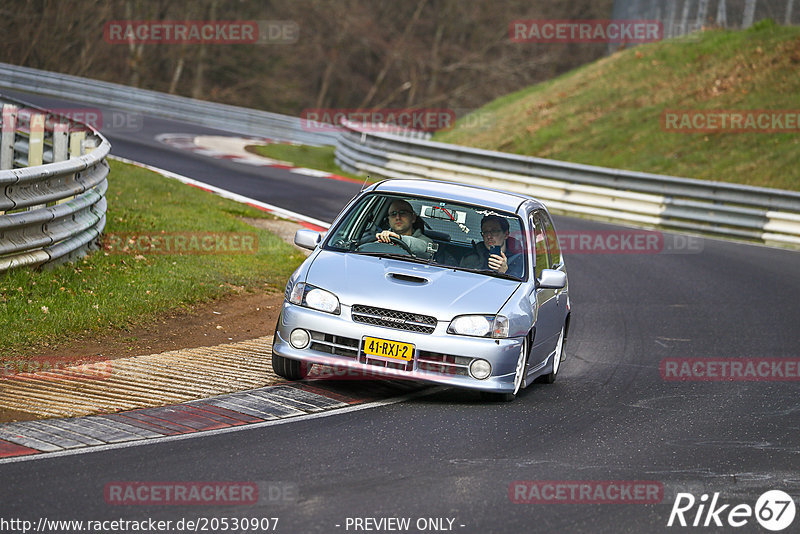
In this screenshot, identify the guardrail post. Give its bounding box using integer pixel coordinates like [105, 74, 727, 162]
[69, 131, 86, 157]
[53, 123, 68, 162]
[1, 104, 16, 170]
[82, 137, 99, 154]
[28, 113, 44, 167]
[25, 113, 46, 211]
[53, 123, 71, 205]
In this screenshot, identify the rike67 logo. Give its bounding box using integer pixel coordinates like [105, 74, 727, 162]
[667, 490, 796, 531]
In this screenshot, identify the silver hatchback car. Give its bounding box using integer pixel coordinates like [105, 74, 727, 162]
[272, 179, 570, 401]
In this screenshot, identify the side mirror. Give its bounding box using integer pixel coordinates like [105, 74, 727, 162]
[294, 229, 322, 250]
[537, 269, 566, 289]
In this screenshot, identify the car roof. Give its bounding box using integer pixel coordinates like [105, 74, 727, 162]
[367, 179, 544, 213]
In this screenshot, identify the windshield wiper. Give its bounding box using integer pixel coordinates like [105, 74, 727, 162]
[453, 266, 520, 281]
[354, 251, 437, 265]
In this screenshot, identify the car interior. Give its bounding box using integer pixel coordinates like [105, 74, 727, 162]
[346, 195, 528, 272]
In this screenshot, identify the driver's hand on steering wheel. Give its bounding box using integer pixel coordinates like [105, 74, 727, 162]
[376, 230, 401, 243]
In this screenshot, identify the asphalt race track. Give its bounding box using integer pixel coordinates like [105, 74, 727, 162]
[1, 91, 799, 533]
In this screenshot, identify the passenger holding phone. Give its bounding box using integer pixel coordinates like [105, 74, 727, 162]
[460, 215, 523, 277]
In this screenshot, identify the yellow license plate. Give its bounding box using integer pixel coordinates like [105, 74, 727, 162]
[363, 337, 414, 362]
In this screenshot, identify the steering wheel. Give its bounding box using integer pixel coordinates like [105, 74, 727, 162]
[355, 234, 416, 256]
[387, 235, 414, 255]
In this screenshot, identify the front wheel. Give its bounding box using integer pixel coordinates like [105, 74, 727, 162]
[538, 325, 565, 384]
[271, 353, 310, 381]
[481, 336, 528, 402]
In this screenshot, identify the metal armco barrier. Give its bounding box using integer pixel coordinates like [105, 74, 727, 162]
[0, 63, 439, 146]
[0, 95, 109, 272]
[335, 120, 800, 248]
[0, 62, 338, 147]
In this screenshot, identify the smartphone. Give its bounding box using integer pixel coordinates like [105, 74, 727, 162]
[489, 245, 502, 256]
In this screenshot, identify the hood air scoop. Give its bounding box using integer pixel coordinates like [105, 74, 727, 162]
[388, 272, 429, 285]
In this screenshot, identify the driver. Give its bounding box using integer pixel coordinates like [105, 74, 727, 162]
[375, 199, 433, 255]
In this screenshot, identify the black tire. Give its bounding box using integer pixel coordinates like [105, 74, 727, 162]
[480, 391, 516, 402]
[271, 353, 310, 381]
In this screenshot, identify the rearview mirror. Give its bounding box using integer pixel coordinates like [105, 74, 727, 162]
[537, 269, 566, 289]
[294, 229, 322, 250]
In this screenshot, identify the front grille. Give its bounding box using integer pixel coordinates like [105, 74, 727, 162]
[362, 356, 412, 371]
[417, 351, 471, 377]
[351, 304, 437, 334]
[309, 331, 359, 358]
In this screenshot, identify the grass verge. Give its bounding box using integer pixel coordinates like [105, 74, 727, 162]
[0, 159, 306, 358]
[435, 21, 800, 191]
[247, 143, 368, 182]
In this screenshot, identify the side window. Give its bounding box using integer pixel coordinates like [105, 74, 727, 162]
[325, 194, 381, 248]
[541, 213, 561, 268]
[530, 212, 549, 278]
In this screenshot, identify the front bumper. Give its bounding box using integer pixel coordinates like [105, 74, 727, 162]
[272, 301, 524, 393]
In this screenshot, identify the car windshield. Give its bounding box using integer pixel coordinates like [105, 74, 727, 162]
[323, 193, 528, 280]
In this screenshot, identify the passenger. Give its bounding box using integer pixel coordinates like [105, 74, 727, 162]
[375, 199, 433, 255]
[460, 214, 524, 277]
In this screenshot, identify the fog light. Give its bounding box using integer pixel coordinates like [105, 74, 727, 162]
[290, 329, 310, 349]
[470, 359, 491, 380]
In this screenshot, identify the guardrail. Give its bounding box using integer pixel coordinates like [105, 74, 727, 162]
[0, 62, 338, 147]
[336, 120, 800, 248]
[0, 95, 110, 272]
[0, 63, 443, 147]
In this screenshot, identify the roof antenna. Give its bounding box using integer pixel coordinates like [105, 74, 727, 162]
[360, 174, 370, 191]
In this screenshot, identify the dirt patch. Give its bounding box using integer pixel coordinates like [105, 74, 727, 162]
[6, 290, 285, 364]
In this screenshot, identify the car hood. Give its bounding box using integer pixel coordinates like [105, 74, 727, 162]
[305, 250, 520, 320]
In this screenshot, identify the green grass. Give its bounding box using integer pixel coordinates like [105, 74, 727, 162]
[0, 159, 306, 358]
[435, 20, 800, 191]
[247, 143, 368, 182]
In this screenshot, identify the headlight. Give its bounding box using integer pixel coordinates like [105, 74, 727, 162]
[447, 315, 509, 338]
[305, 287, 340, 313]
[288, 282, 341, 315]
